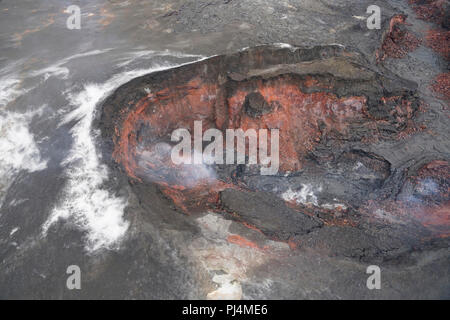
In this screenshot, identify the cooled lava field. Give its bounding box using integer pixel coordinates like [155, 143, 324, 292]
[0, 0, 448, 299]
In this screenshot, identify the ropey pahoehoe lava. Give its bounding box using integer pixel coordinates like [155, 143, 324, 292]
[98, 45, 449, 260]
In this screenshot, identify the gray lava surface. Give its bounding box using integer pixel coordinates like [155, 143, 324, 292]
[0, 0, 448, 299]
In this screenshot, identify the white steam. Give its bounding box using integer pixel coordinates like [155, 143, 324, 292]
[42, 63, 202, 252]
[282, 184, 321, 206]
[0, 108, 48, 207]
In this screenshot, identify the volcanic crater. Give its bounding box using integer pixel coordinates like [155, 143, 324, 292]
[98, 45, 449, 261]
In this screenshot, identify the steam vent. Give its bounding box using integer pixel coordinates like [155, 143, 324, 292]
[99, 44, 449, 266]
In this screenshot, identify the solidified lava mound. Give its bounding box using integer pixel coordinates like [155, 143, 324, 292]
[99, 45, 449, 260]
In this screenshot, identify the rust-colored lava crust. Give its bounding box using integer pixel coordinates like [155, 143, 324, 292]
[409, 0, 449, 26]
[426, 29, 450, 60]
[378, 14, 421, 61]
[431, 73, 450, 100]
[408, 0, 450, 61]
[115, 76, 368, 178]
